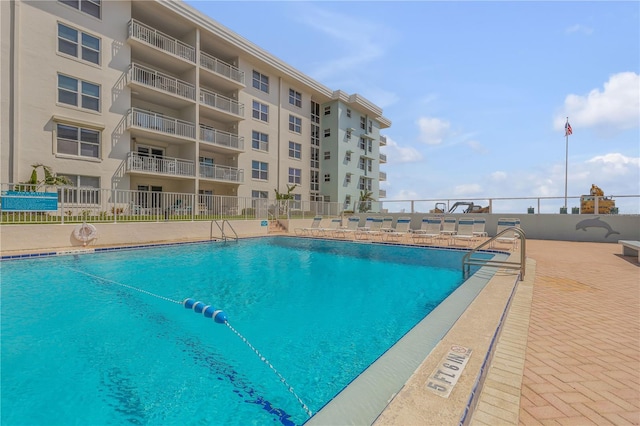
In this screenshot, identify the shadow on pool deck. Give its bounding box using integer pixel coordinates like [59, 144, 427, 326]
[374, 240, 639, 426]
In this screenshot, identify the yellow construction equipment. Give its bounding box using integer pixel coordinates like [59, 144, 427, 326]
[580, 184, 616, 214]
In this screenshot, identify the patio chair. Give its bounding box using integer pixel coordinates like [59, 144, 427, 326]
[472, 217, 488, 238]
[355, 217, 384, 240]
[439, 216, 458, 244]
[383, 217, 412, 242]
[334, 216, 361, 239]
[491, 218, 521, 249]
[412, 217, 442, 244]
[451, 218, 476, 247]
[318, 218, 343, 237]
[294, 216, 322, 236]
[380, 216, 394, 233]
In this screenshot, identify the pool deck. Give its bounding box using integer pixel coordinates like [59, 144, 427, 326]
[1, 237, 638, 424]
[375, 239, 640, 425]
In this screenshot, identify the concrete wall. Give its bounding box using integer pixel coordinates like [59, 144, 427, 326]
[0, 220, 268, 253]
[288, 214, 640, 243]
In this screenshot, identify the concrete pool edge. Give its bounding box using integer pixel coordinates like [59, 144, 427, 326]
[307, 250, 518, 425]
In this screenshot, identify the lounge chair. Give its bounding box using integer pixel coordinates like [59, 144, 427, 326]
[357, 217, 374, 232]
[451, 218, 476, 247]
[472, 218, 488, 238]
[383, 217, 412, 242]
[412, 217, 442, 244]
[334, 216, 361, 239]
[439, 216, 458, 244]
[294, 216, 322, 236]
[491, 218, 521, 249]
[380, 216, 394, 233]
[355, 217, 384, 240]
[318, 218, 343, 237]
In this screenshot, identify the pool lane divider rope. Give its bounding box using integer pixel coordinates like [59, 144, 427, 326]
[65, 266, 313, 419]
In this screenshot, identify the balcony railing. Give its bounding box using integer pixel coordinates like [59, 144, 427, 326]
[200, 51, 245, 85]
[379, 153, 387, 163]
[126, 152, 195, 177]
[379, 189, 387, 198]
[128, 19, 195, 62]
[379, 171, 387, 181]
[127, 108, 195, 139]
[129, 63, 195, 101]
[379, 135, 387, 146]
[200, 164, 244, 183]
[200, 88, 244, 117]
[199, 125, 244, 150]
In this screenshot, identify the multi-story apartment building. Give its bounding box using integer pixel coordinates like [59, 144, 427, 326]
[1, 0, 390, 213]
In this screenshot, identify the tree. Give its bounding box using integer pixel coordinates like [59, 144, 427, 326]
[358, 190, 375, 213]
[274, 184, 297, 216]
[18, 164, 71, 191]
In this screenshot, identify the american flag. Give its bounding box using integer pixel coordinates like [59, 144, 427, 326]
[565, 121, 573, 136]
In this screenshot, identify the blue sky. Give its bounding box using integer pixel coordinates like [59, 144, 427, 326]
[186, 1, 639, 213]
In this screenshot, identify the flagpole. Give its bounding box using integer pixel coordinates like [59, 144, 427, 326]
[564, 117, 569, 209]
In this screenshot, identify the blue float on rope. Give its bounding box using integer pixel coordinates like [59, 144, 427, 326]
[183, 298, 227, 324]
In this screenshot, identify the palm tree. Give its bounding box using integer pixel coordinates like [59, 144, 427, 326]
[274, 184, 297, 217]
[18, 164, 71, 191]
[358, 190, 375, 213]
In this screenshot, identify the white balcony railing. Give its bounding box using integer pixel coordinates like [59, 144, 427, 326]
[379, 135, 387, 146]
[126, 152, 195, 177]
[200, 164, 244, 183]
[128, 19, 195, 62]
[200, 88, 244, 117]
[379, 153, 387, 163]
[129, 63, 195, 101]
[379, 189, 387, 198]
[379, 171, 387, 181]
[128, 108, 196, 139]
[199, 125, 244, 150]
[200, 51, 245, 85]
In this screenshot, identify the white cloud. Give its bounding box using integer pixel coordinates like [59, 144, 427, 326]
[490, 171, 508, 181]
[586, 153, 640, 177]
[565, 24, 594, 35]
[416, 117, 451, 145]
[453, 183, 483, 196]
[382, 137, 423, 163]
[390, 189, 421, 200]
[555, 72, 640, 132]
[467, 140, 487, 153]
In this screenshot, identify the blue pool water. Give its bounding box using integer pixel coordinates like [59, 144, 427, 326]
[1, 237, 491, 425]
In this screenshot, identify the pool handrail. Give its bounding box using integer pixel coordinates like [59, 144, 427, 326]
[462, 227, 526, 281]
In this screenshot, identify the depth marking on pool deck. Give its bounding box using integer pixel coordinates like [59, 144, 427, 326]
[425, 345, 473, 398]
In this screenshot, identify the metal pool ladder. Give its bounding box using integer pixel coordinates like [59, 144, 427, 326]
[462, 227, 526, 281]
[211, 220, 238, 242]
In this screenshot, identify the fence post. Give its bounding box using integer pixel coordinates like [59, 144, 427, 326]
[59, 187, 64, 224]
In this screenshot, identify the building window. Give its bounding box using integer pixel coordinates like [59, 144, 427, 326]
[324, 128, 331, 138]
[59, 0, 101, 19]
[324, 151, 331, 160]
[358, 157, 366, 170]
[311, 171, 319, 191]
[58, 74, 100, 112]
[368, 120, 373, 133]
[311, 124, 319, 146]
[252, 100, 268, 122]
[345, 194, 351, 206]
[252, 70, 269, 93]
[57, 23, 100, 65]
[251, 160, 268, 180]
[360, 116, 366, 130]
[251, 131, 269, 151]
[56, 123, 100, 158]
[310, 148, 319, 168]
[289, 115, 302, 133]
[345, 152, 351, 162]
[324, 106, 331, 115]
[359, 137, 366, 150]
[345, 174, 352, 184]
[346, 109, 351, 118]
[289, 89, 302, 107]
[59, 175, 100, 204]
[346, 130, 352, 140]
[311, 101, 320, 124]
[252, 190, 268, 199]
[324, 173, 331, 182]
[358, 177, 372, 191]
[289, 141, 301, 159]
[288, 168, 301, 185]
[292, 194, 301, 210]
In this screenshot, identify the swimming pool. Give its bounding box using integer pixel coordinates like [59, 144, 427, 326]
[1, 237, 498, 425]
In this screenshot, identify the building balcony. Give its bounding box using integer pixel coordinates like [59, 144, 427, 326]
[200, 164, 244, 183]
[379, 171, 387, 181]
[379, 153, 387, 163]
[127, 108, 195, 141]
[199, 88, 245, 122]
[128, 63, 195, 108]
[379, 135, 387, 146]
[128, 19, 195, 64]
[125, 152, 195, 177]
[199, 125, 244, 152]
[379, 189, 387, 198]
[200, 51, 245, 89]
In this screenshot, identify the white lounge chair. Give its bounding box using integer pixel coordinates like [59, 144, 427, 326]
[318, 218, 343, 237]
[294, 216, 322, 236]
[384, 217, 412, 242]
[380, 216, 394, 233]
[412, 217, 442, 244]
[334, 216, 361, 239]
[451, 218, 476, 247]
[439, 216, 458, 244]
[492, 218, 521, 249]
[472, 218, 488, 238]
[355, 217, 384, 240]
